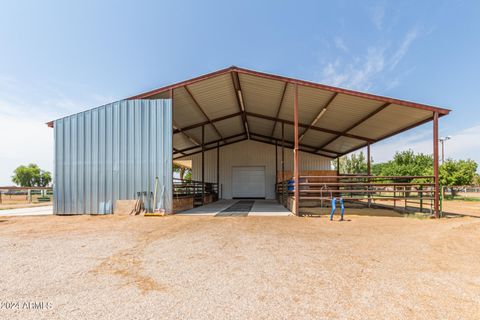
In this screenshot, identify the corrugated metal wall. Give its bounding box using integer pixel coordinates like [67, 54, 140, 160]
[182, 139, 331, 199]
[54, 99, 172, 214]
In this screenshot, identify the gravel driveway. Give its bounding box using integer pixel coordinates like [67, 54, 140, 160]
[0, 212, 479, 319]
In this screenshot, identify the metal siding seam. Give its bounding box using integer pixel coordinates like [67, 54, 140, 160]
[89, 109, 94, 213]
[139, 101, 144, 198]
[106, 105, 113, 213]
[53, 120, 57, 214]
[53, 119, 58, 214]
[62, 117, 67, 213]
[80, 113, 85, 213]
[120, 102, 126, 199]
[64, 117, 70, 213]
[61, 118, 65, 214]
[149, 102, 155, 205]
[126, 103, 132, 198]
[93, 108, 99, 213]
[103, 106, 108, 213]
[153, 102, 158, 198]
[53, 99, 172, 214]
[55, 119, 62, 213]
[129, 102, 135, 198]
[144, 101, 150, 199]
[134, 101, 140, 196]
[72, 115, 78, 214]
[85, 110, 91, 213]
[98, 107, 104, 213]
[114, 102, 120, 207]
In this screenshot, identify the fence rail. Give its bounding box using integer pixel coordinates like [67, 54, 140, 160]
[0, 187, 53, 204]
[173, 178, 218, 206]
[276, 175, 436, 214]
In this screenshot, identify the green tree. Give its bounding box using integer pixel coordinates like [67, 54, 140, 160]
[184, 170, 192, 181]
[371, 162, 387, 176]
[439, 159, 478, 195]
[333, 151, 368, 174]
[377, 150, 433, 182]
[173, 163, 191, 180]
[12, 164, 52, 187]
[473, 173, 480, 186]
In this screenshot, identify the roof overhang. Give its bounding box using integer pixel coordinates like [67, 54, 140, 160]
[128, 66, 450, 159]
[48, 66, 451, 159]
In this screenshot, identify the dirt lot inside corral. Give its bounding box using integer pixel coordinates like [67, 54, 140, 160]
[442, 200, 480, 217]
[1, 213, 479, 319]
[0, 194, 52, 210]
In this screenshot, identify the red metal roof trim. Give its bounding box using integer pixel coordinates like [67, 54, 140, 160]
[48, 65, 451, 128]
[127, 65, 451, 115]
[232, 67, 451, 115]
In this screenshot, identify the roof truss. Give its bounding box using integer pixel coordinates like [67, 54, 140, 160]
[49, 66, 450, 160]
[183, 86, 226, 143]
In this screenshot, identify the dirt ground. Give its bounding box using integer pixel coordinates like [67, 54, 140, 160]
[1, 211, 479, 319]
[442, 200, 480, 217]
[0, 194, 52, 210]
[358, 198, 480, 218]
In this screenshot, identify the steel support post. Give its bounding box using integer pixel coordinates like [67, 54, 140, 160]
[201, 124, 205, 206]
[217, 141, 220, 199]
[293, 83, 300, 215]
[433, 112, 440, 218]
[367, 143, 371, 207]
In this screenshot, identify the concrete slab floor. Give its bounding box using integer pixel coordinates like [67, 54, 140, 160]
[177, 199, 292, 216]
[176, 200, 236, 216]
[0, 205, 53, 217]
[250, 200, 291, 216]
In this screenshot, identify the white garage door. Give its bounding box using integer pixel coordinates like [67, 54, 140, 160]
[232, 166, 266, 199]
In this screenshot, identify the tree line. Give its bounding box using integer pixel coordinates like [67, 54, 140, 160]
[333, 150, 479, 190]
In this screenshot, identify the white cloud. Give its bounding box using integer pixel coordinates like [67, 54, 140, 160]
[334, 36, 348, 52]
[319, 47, 385, 91]
[370, 2, 385, 30]
[0, 76, 117, 185]
[389, 28, 418, 70]
[318, 27, 420, 92]
[0, 114, 54, 186]
[370, 124, 480, 168]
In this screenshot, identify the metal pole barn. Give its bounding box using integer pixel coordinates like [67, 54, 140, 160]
[433, 112, 440, 218]
[293, 83, 300, 215]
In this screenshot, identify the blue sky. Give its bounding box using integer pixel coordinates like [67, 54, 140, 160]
[0, 0, 479, 185]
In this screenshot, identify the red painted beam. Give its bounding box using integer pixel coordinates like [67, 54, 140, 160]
[173, 112, 242, 134]
[249, 133, 338, 157]
[433, 112, 439, 218]
[246, 111, 374, 142]
[293, 83, 300, 216]
[270, 82, 288, 138]
[299, 92, 337, 142]
[232, 67, 451, 115]
[184, 86, 226, 143]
